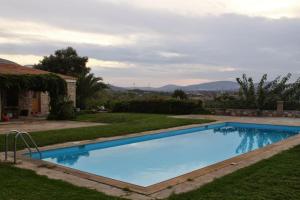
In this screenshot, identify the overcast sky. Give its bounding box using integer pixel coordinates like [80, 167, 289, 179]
[0, 0, 300, 87]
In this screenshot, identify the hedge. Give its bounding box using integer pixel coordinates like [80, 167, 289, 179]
[111, 99, 209, 114]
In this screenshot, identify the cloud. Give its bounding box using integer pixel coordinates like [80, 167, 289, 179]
[88, 58, 136, 69]
[0, 54, 43, 66]
[100, 0, 300, 19]
[0, 19, 136, 46]
[0, 0, 299, 86]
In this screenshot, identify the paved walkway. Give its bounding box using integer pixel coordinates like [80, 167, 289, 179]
[173, 114, 300, 126]
[0, 120, 105, 134]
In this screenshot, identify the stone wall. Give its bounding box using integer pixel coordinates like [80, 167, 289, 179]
[66, 80, 76, 106]
[212, 108, 300, 118]
[19, 91, 32, 116]
[40, 92, 50, 115]
[18, 91, 50, 117]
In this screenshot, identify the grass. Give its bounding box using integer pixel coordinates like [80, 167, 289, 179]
[0, 113, 213, 151]
[0, 145, 299, 200]
[169, 144, 300, 200]
[0, 163, 122, 200]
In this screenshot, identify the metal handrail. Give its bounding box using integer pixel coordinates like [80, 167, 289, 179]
[4, 130, 42, 163]
[5, 130, 19, 160]
[19, 132, 42, 158]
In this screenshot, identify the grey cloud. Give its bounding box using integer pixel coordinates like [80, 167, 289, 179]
[0, 0, 300, 86]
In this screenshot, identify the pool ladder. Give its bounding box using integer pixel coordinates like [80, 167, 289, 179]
[4, 130, 41, 164]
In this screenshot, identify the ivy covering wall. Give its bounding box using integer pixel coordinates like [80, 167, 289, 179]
[0, 73, 74, 119]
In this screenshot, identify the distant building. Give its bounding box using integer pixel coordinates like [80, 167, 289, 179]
[0, 58, 76, 119]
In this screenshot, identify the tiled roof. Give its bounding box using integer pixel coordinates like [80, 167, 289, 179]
[0, 58, 76, 80]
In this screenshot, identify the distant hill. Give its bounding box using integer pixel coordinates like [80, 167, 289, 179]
[112, 81, 240, 92]
[182, 81, 239, 91]
[108, 84, 128, 91]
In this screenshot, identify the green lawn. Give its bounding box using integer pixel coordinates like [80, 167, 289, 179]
[169, 144, 300, 200]
[0, 145, 299, 200]
[0, 113, 213, 151]
[0, 163, 122, 200]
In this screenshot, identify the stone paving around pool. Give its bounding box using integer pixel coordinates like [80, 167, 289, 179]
[0, 120, 105, 134]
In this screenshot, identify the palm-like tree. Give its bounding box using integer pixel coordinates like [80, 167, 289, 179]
[76, 73, 107, 109]
[236, 74, 256, 108]
[236, 73, 294, 111]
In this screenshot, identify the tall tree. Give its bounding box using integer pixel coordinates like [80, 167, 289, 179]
[266, 73, 291, 101]
[35, 47, 107, 109]
[76, 73, 108, 109]
[236, 74, 256, 108]
[34, 47, 90, 77]
[256, 74, 268, 110]
[236, 73, 294, 110]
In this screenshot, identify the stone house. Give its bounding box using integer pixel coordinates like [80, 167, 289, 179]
[0, 58, 76, 119]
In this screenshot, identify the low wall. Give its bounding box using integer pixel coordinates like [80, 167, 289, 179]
[212, 108, 300, 118]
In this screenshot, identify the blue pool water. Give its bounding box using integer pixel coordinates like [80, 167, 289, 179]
[32, 122, 300, 186]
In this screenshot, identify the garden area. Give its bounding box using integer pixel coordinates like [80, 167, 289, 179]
[1, 47, 300, 200]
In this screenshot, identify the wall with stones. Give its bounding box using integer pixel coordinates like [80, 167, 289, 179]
[40, 92, 50, 116]
[67, 80, 76, 106]
[212, 108, 300, 118]
[19, 91, 32, 116]
[18, 91, 50, 117]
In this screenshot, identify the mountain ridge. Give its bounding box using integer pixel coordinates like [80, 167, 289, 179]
[111, 81, 240, 92]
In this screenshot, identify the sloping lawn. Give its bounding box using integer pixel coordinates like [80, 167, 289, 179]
[0, 145, 299, 200]
[0, 163, 122, 200]
[169, 144, 300, 200]
[0, 113, 213, 150]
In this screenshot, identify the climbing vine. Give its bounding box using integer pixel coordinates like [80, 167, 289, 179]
[0, 73, 73, 119]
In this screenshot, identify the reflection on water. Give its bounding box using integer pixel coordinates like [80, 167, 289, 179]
[213, 127, 297, 153]
[54, 151, 90, 165]
[50, 125, 298, 166]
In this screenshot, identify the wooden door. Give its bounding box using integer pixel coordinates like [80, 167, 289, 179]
[31, 92, 41, 114]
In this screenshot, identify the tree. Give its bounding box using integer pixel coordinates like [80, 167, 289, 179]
[265, 73, 291, 102]
[236, 73, 296, 111]
[76, 73, 108, 109]
[236, 74, 256, 108]
[34, 47, 108, 110]
[172, 89, 188, 100]
[255, 74, 268, 110]
[34, 47, 90, 77]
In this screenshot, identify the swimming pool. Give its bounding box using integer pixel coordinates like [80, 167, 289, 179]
[31, 122, 300, 187]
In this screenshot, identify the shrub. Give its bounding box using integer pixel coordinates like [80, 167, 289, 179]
[111, 99, 209, 114]
[284, 101, 300, 110]
[48, 100, 75, 120]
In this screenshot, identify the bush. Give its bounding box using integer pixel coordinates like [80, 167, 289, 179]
[48, 100, 75, 120]
[284, 101, 300, 110]
[111, 99, 209, 114]
[205, 99, 251, 109]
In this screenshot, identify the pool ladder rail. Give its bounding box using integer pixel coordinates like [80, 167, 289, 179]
[4, 130, 42, 164]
